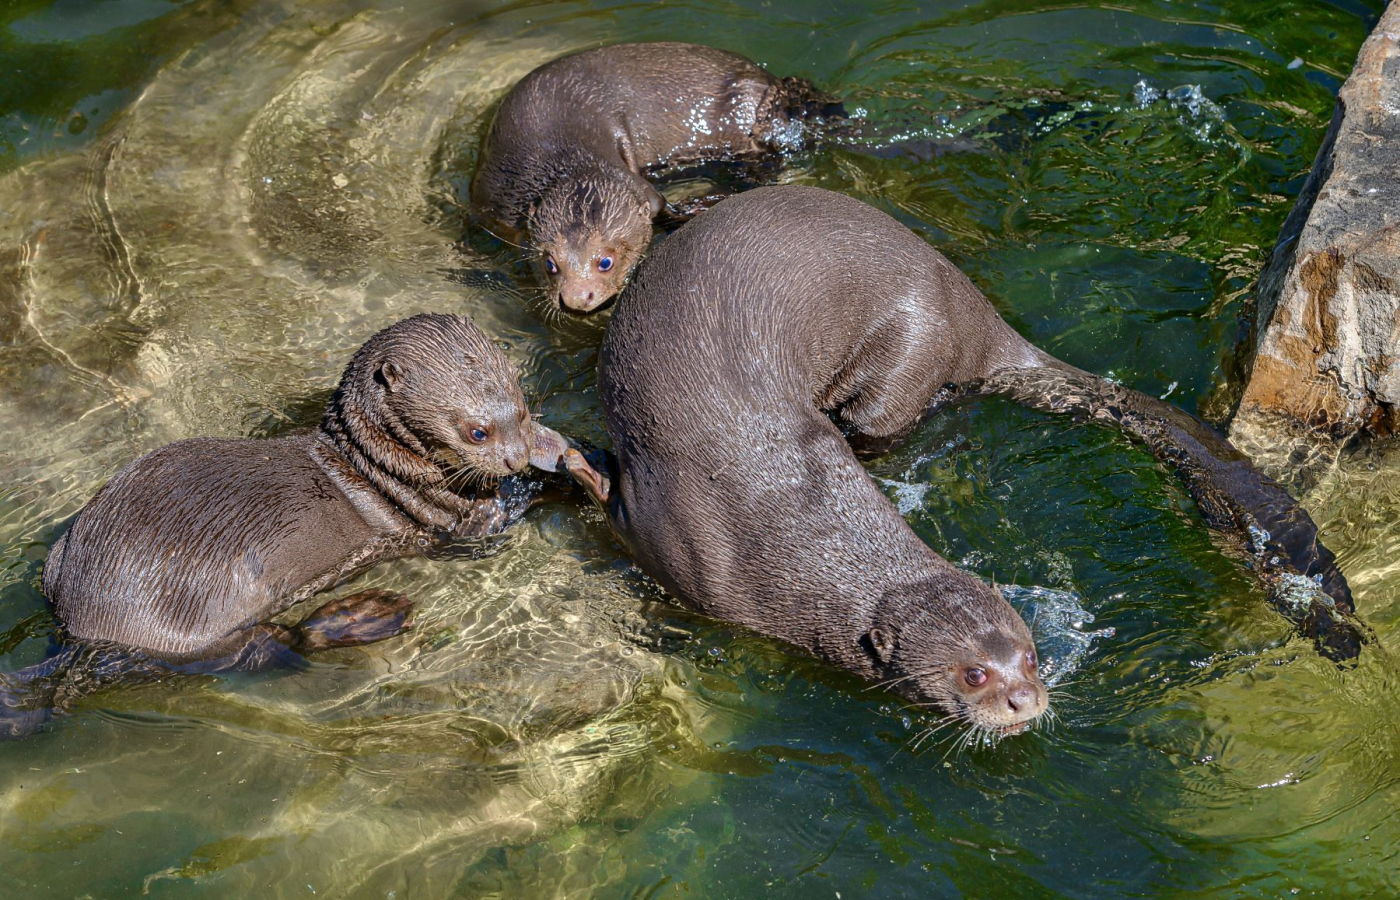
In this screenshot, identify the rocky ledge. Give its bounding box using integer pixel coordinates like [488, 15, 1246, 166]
[1232, 2, 1399, 454]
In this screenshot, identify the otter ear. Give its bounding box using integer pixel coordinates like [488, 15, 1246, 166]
[864, 625, 898, 664]
[376, 360, 403, 392]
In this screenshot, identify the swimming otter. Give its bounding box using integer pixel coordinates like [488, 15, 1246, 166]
[470, 42, 838, 314]
[563, 186, 1363, 739]
[3, 314, 568, 738]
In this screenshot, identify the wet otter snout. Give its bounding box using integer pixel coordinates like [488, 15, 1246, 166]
[555, 269, 609, 314]
[531, 172, 656, 313]
[866, 594, 1049, 738]
[945, 631, 1048, 734]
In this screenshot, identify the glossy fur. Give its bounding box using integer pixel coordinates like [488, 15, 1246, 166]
[43, 313, 568, 663]
[471, 42, 834, 313]
[571, 186, 1361, 739]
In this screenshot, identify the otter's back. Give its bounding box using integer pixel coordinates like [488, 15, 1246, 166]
[45, 435, 382, 659]
[600, 186, 1032, 460]
[501, 42, 777, 158]
[595, 186, 1032, 625]
[472, 43, 789, 225]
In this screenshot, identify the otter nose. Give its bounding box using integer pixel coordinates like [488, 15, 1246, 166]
[559, 288, 598, 312]
[1006, 683, 1040, 715]
[503, 439, 533, 474]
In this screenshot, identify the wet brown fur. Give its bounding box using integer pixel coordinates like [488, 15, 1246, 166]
[42, 313, 567, 663]
[573, 186, 1361, 737]
[471, 42, 835, 313]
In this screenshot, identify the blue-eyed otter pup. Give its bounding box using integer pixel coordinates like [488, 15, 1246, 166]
[470, 42, 838, 314]
[2, 314, 568, 738]
[563, 186, 1363, 740]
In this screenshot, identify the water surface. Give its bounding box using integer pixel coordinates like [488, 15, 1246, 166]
[1, 0, 1396, 896]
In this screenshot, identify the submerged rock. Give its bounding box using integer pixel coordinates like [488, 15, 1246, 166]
[1232, 4, 1400, 449]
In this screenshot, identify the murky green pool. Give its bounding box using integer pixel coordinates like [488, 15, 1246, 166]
[2, 0, 1397, 896]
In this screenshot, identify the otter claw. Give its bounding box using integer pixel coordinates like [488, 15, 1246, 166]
[564, 448, 611, 506]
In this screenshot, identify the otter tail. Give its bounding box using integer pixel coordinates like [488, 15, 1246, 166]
[976, 362, 1365, 662]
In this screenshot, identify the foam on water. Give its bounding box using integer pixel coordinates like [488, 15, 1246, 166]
[876, 476, 932, 516]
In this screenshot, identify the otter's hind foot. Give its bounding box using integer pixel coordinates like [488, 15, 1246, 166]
[293, 590, 414, 654]
[565, 448, 612, 507]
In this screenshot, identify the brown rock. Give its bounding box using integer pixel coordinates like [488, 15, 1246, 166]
[1233, 3, 1400, 448]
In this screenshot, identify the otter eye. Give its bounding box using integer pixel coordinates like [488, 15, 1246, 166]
[1026, 649, 1038, 670]
[545, 257, 558, 275]
[597, 256, 614, 272]
[467, 426, 491, 444]
[964, 668, 988, 687]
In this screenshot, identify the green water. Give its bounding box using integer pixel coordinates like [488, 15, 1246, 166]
[2, 0, 1397, 896]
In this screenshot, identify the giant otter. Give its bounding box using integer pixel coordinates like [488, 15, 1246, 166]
[470, 42, 838, 315]
[564, 186, 1363, 739]
[2, 314, 568, 738]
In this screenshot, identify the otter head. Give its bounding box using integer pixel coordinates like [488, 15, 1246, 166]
[864, 579, 1048, 740]
[529, 169, 662, 314]
[340, 314, 564, 482]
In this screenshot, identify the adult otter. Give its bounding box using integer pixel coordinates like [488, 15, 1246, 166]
[564, 186, 1363, 739]
[2, 314, 568, 738]
[470, 42, 837, 314]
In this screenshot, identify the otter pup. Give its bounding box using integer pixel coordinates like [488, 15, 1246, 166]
[470, 42, 837, 314]
[564, 186, 1363, 739]
[3, 314, 568, 738]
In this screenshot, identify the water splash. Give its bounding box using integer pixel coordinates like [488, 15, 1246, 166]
[876, 476, 932, 515]
[1132, 79, 1232, 146]
[1002, 584, 1114, 687]
[1270, 572, 1335, 615]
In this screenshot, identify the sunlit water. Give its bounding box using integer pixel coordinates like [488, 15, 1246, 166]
[1, 0, 1397, 896]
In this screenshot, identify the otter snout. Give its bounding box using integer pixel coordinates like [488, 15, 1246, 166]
[981, 650, 1049, 731]
[1006, 682, 1041, 714]
[558, 282, 609, 314]
[945, 639, 1049, 735]
[502, 449, 528, 474]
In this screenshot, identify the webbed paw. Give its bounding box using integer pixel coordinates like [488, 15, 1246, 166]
[294, 589, 413, 653]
